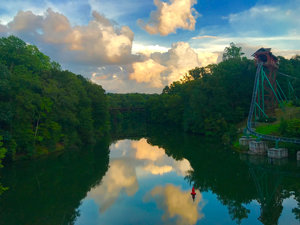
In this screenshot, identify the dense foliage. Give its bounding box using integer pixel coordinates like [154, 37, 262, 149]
[110, 44, 300, 143]
[146, 47, 256, 141]
[2, 36, 300, 161]
[0, 36, 109, 161]
[0, 136, 7, 194]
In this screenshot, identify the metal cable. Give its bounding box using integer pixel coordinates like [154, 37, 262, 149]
[278, 72, 299, 80]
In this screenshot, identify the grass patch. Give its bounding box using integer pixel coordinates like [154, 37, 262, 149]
[255, 123, 280, 135]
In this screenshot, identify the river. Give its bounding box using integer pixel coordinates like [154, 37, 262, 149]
[0, 127, 299, 225]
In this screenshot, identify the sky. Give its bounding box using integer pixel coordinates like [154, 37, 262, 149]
[0, 0, 300, 93]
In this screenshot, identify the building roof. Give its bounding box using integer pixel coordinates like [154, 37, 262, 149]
[252, 48, 278, 61]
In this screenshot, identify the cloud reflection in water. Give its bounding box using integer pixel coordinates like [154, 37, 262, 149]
[85, 138, 194, 215]
[144, 184, 204, 225]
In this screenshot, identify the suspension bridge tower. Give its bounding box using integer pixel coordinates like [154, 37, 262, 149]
[252, 48, 279, 114]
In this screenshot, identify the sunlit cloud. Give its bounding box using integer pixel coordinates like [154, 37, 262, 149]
[144, 184, 204, 225]
[1, 1, 300, 94]
[87, 159, 138, 213]
[132, 42, 169, 56]
[195, 50, 220, 66]
[130, 59, 167, 88]
[163, 42, 200, 83]
[129, 42, 201, 88]
[190, 35, 300, 62]
[139, 0, 199, 36]
[0, 8, 135, 65]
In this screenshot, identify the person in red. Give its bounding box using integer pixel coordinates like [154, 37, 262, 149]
[191, 186, 196, 202]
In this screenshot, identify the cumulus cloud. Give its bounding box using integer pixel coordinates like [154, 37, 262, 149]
[132, 42, 169, 56]
[195, 50, 220, 66]
[1, 8, 135, 65]
[92, 42, 202, 91]
[87, 159, 138, 212]
[129, 42, 200, 87]
[144, 184, 204, 225]
[139, 0, 198, 36]
[0, 9, 209, 93]
[163, 42, 200, 83]
[130, 59, 167, 88]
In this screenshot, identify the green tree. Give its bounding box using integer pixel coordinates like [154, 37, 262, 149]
[222, 42, 245, 61]
[0, 35, 110, 159]
[0, 136, 8, 195]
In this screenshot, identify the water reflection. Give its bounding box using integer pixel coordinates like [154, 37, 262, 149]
[145, 126, 300, 225]
[0, 127, 299, 225]
[87, 159, 138, 213]
[0, 139, 110, 225]
[144, 184, 203, 225]
[78, 138, 196, 223]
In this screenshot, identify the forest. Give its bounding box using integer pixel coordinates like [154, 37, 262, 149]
[1, 36, 300, 167]
[110, 44, 300, 143]
[0, 36, 110, 165]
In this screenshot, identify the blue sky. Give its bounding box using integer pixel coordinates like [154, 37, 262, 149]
[0, 0, 299, 93]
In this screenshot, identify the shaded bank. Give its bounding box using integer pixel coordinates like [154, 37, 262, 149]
[0, 138, 110, 225]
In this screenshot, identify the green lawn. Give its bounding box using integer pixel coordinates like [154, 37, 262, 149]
[255, 123, 280, 135]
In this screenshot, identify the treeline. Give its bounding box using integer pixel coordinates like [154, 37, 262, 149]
[0, 36, 110, 161]
[2, 36, 300, 162]
[108, 44, 256, 141]
[110, 44, 300, 142]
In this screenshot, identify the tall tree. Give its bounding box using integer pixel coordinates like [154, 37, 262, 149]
[222, 42, 245, 61]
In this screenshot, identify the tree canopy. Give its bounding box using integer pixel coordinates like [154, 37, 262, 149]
[0, 36, 110, 161]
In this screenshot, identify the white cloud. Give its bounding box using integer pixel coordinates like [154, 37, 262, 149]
[1, 8, 135, 66]
[163, 42, 200, 83]
[129, 42, 201, 88]
[90, 41, 203, 92]
[192, 35, 218, 40]
[132, 42, 169, 56]
[139, 0, 198, 36]
[227, 2, 300, 39]
[130, 59, 167, 88]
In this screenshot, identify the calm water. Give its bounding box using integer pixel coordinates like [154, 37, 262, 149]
[0, 130, 300, 225]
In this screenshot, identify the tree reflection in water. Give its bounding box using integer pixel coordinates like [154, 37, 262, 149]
[0, 138, 110, 225]
[0, 124, 299, 225]
[146, 125, 300, 225]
